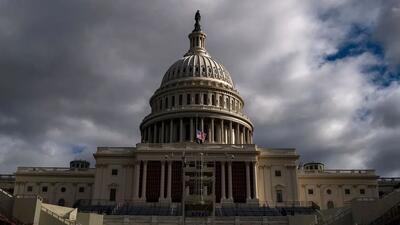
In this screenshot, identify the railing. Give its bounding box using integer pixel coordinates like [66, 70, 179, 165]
[142, 105, 253, 125]
[369, 201, 400, 225]
[268, 201, 315, 208]
[378, 177, 400, 182]
[299, 169, 376, 175]
[17, 167, 94, 172]
[0, 174, 15, 180]
[312, 207, 352, 225]
[41, 206, 81, 225]
[14, 194, 43, 201]
[0, 188, 13, 198]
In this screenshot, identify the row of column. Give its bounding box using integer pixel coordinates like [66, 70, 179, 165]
[152, 91, 243, 114]
[142, 118, 253, 144]
[133, 161, 173, 201]
[220, 161, 258, 202]
[132, 160, 258, 203]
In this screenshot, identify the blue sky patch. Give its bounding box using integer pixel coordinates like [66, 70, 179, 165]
[325, 24, 400, 87]
[71, 145, 86, 155]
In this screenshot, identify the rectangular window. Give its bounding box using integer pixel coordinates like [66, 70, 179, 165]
[308, 189, 314, 195]
[187, 94, 191, 105]
[195, 94, 200, 104]
[345, 189, 351, 195]
[275, 170, 282, 177]
[27, 186, 33, 192]
[111, 169, 118, 176]
[179, 95, 183, 105]
[165, 97, 169, 109]
[276, 190, 283, 203]
[360, 189, 365, 195]
[109, 188, 116, 201]
[79, 187, 85, 193]
[171, 96, 175, 107]
[42, 186, 48, 193]
[203, 94, 208, 105]
[212, 95, 216, 106]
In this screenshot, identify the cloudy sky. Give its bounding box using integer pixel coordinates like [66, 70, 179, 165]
[0, 0, 399, 176]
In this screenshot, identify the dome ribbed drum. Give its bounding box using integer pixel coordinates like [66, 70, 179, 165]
[140, 12, 253, 144]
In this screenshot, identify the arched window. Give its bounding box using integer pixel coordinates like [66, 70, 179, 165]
[327, 201, 334, 209]
[203, 94, 208, 105]
[219, 96, 223, 107]
[58, 198, 65, 206]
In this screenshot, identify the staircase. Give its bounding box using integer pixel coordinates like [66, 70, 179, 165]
[0, 188, 23, 225]
[40, 206, 81, 225]
[368, 189, 400, 225]
[311, 207, 352, 225]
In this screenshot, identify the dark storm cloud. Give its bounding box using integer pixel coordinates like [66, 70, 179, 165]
[0, 0, 399, 177]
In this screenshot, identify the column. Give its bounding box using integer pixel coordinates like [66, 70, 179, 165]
[250, 131, 253, 144]
[179, 119, 183, 142]
[241, 126, 245, 144]
[200, 117, 204, 132]
[221, 162, 226, 200]
[208, 122, 212, 143]
[169, 120, 173, 143]
[134, 162, 141, 200]
[153, 124, 157, 143]
[143, 128, 146, 143]
[141, 161, 147, 201]
[228, 162, 233, 200]
[246, 162, 251, 200]
[216, 121, 221, 143]
[167, 161, 172, 200]
[264, 166, 272, 203]
[229, 121, 233, 144]
[160, 121, 165, 143]
[159, 161, 165, 200]
[220, 119, 224, 144]
[252, 162, 258, 199]
[211, 118, 214, 143]
[190, 118, 194, 142]
[148, 127, 152, 143]
[236, 123, 240, 144]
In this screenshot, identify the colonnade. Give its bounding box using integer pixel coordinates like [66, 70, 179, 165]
[133, 160, 174, 202]
[220, 161, 258, 202]
[152, 90, 243, 114]
[132, 160, 258, 203]
[141, 118, 253, 144]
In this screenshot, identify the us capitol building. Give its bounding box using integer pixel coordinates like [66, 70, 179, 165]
[2, 11, 397, 225]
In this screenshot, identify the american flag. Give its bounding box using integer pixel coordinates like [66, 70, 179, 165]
[196, 129, 207, 143]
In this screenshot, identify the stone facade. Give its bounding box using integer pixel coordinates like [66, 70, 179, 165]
[14, 164, 94, 207]
[297, 163, 378, 209]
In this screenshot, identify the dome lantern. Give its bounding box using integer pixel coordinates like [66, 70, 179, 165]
[185, 10, 208, 57]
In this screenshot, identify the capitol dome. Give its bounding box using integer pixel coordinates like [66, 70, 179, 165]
[160, 54, 234, 89]
[140, 11, 253, 144]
